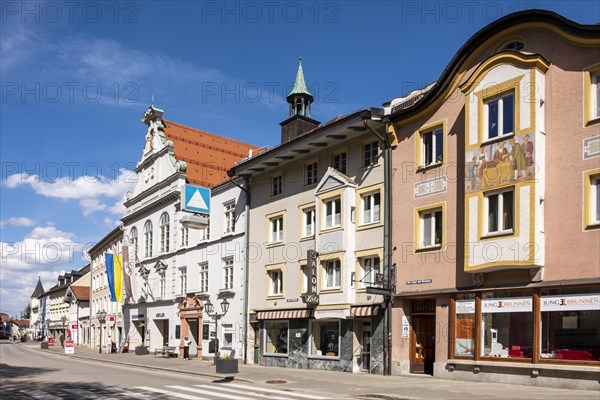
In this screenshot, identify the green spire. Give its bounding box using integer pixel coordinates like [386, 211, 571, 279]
[288, 57, 312, 97]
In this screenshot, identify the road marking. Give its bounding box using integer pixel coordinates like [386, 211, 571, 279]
[110, 387, 152, 399]
[195, 384, 291, 400]
[135, 387, 206, 399]
[168, 385, 252, 400]
[23, 390, 61, 400]
[63, 388, 112, 399]
[222, 383, 331, 399]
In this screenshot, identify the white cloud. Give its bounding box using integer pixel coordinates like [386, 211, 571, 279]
[0, 217, 36, 228]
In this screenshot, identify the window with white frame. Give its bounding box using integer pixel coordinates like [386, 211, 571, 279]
[224, 202, 236, 233]
[269, 269, 283, 296]
[143, 220, 153, 258]
[305, 161, 319, 186]
[362, 191, 381, 224]
[324, 259, 341, 288]
[180, 226, 188, 247]
[362, 141, 379, 167]
[199, 224, 210, 241]
[272, 174, 283, 196]
[303, 207, 315, 237]
[179, 267, 187, 295]
[592, 72, 600, 120]
[591, 174, 600, 226]
[485, 91, 514, 141]
[160, 213, 170, 253]
[485, 189, 514, 234]
[270, 215, 283, 243]
[332, 151, 347, 174]
[419, 208, 443, 248]
[129, 227, 138, 257]
[324, 197, 341, 229]
[199, 262, 208, 293]
[421, 127, 443, 167]
[361, 256, 380, 287]
[223, 258, 234, 290]
[158, 272, 166, 298]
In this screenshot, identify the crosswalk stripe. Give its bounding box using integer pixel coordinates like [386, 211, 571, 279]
[195, 384, 290, 400]
[168, 385, 252, 400]
[135, 386, 206, 399]
[63, 388, 111, 399]
[23, 390, 61, 400]
[224, 383, 331, 399]
[110, 387, 152, 399]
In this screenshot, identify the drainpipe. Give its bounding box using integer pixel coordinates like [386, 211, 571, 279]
[228, 176, 251, 364]
[363, 114, 392, 376]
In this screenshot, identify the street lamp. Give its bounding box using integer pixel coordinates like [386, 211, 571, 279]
[203, 298, 230, 362]
[96, 310, 107, 354]
[60, 316, 68, 347]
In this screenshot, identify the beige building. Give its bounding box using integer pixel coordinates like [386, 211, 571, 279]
[386, 10, 599, 389]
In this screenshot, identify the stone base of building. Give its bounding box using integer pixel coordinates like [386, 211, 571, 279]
[435, 360, 600, 391]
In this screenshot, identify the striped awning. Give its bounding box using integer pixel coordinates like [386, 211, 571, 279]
[257, 309, 312, 320]
[350, 305, 379, 317]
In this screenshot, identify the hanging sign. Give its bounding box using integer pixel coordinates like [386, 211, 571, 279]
[302, 250, 319, 306]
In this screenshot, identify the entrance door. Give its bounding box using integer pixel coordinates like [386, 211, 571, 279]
[360, 322, 371, 372]
[411, 315, 435, 374]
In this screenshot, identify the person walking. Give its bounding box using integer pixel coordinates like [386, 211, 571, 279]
[183, 337, 191, 360]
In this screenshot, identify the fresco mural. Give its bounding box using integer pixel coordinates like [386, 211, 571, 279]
[465, 133, 535, 192]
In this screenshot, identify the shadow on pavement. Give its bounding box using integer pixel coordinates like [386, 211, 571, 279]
[0, 363, 57, 379]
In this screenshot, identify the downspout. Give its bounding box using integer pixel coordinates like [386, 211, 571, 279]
[228, 176, 250, 365]
[363, 116, 392, 376]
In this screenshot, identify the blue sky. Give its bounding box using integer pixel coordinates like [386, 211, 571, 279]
[1, 1, 598, 317]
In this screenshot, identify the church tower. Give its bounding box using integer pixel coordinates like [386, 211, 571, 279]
[280, 57, 320, 143]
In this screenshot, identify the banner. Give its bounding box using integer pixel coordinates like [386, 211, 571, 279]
[122, 246, 134, 299]
[105, 253, 124, 302]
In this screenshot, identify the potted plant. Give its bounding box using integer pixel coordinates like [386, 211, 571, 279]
[135, 344, 148, 355]
[215, 355, 238, 374]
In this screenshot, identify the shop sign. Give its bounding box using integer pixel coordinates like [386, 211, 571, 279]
[156, 313, 165, 318]
[481, 297, 532, 313]
[456, 300, 475, 314]
[131, 314, 144, 321]
[541, 293, 600, 312]
[302, 250, 319, 306]
[107, 315, 116, 326]
[48, 337, 55, 347]
[64, 340, 74, 354]
[402, 316, 410, 338]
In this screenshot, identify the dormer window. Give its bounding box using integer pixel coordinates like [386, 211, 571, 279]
[500, 40, 525, 52]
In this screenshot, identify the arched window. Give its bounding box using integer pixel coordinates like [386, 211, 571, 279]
[500, 40, 525, 52]
[130, 227, 138, 257]
[144, 220, 153, 258]
[160, 213, 170, 253]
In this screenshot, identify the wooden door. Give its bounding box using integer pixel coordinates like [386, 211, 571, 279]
[410, 315, 435, 374]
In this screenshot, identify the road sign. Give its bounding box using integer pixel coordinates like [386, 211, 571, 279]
[65, 340, 74, 354]
[182, 185, 210, 214]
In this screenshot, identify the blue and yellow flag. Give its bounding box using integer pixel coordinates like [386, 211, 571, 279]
[105, 253, 124, 302]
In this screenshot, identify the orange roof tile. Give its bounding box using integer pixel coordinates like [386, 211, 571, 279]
[162, 119, 259, 188]
[69, 285, 90, 301]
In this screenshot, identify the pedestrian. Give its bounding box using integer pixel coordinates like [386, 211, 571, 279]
[183, 337, 191, 360]
[59, 334, 64, 348]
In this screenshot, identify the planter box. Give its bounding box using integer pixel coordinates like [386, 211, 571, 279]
[41, 342, 49, 349]
[135, 347, 149, 355]
[215, 358, 238, 374]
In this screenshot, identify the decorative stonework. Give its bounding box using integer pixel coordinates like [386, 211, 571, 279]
[583, 135, 600, 159]
[414, 176, 447, 199]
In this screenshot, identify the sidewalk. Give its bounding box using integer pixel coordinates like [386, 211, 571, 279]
[23, 342, 599, 400]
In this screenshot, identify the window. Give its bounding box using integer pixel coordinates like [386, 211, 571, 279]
[485, 189, 514, 234]
[586, 173, 600, 227]
[200, 225, 210, 241]
[305, 160, 319, 186]
[224, 202, 236, 233]
[421, 127, 443, 167]
[199, 262, 208, 293]
[303, 207, 315, 237]
[419, 208, 442, 248]
[362, 141, 379, 167]
[454, 296, 476, 357]
[362, 192, 381, 225]
[324, 197, 341, 229]
[129, 227, 138, 257]
[160, 213, 170, 253]
[500, 40, 525, 52]
[223, 332, 233, 348]
[264, 321, 288, 355]
[269, 270, 283, 296]
[158, 272, 166, 298]
[143, 220, 153, 258]
[270, 216, 283, 243]
[332, 151, 347, 174]
[180, 226, 188, 247]
[324, 259, 341, 289]
[271, 173, 283, 196]
[591, 72, 600, 120]
[179, 267, 187, 295]
[223, 258, 234, 290]
[310, 320, 340, 357]
[360, 256, 380, 287]
[485, 91, 514, 140]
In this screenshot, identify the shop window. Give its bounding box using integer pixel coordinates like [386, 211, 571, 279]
[454, 296, 475, 357]
[540, 288, 600, 362]
[481, 292, 533, 358]
[485, 91, 514, 141]
[264, 321, 289, 355]
[310, 320, 340, 358]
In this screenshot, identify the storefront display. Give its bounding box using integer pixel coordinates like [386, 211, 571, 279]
[264, 321, 289, 355]
[455, 298, 475, 357]
[310, 320, 340, 357]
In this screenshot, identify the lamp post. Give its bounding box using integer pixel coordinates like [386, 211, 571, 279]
[96, 310, 107, 354]
[203, 298, 230, 362]
[60, 316, 67, 347]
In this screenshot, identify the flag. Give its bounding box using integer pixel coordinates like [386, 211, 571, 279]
[122, 246, 134, 299]
[105, 253, 124, 302]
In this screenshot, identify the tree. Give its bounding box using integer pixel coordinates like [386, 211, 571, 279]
[21, 305, 31, 319]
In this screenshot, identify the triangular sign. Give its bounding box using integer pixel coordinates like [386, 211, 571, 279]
[187, 189, 208, 210]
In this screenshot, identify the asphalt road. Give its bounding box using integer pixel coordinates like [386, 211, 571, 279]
[0, 341, 342, 400]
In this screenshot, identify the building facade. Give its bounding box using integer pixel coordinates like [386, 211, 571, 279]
[30, 277, 45, 339]
[65, 271, 91, 346]
[386, 10, 600, 389]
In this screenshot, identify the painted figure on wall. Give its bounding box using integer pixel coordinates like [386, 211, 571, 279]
[522, 134, 535, 177]
[509, 137, 527, 181]
[493, 141, 509, 164]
